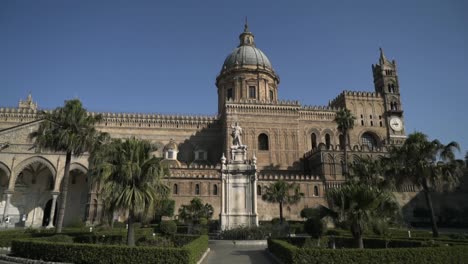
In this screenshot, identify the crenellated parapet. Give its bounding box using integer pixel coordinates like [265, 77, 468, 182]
[299, 105, 338, 121]
[0, 107, 221, 130]
[93, 112, 220, 129]
[329, 90, 382, 107]
[0, 107, 42, 123]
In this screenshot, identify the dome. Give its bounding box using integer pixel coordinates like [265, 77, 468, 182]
[163, 139, 178, 152]
[222, 45, 272, 71]
[220, 23, 274, 72]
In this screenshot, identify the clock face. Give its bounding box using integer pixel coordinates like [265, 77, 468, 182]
[389, 117, 403, 132]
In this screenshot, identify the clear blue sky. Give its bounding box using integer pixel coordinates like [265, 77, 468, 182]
[1, 0, 467, 157]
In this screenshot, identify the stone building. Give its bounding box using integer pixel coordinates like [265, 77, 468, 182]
[0, 24, 415, 228]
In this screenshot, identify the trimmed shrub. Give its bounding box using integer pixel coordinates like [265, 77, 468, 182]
[177, 225, 189, 234]
[268, 238, 468, 264]
[73, 234, 124, 245]
[137, 236, 174, 247]
[40, 235, 74, 243]
[304, 217, 326, 239]
[11, 235, 208, 264]
[220, 226, 267, 240]
[160, 221, 177, 236]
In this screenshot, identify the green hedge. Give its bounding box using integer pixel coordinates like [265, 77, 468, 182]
[11, 235, 208, 264]
[268, 239, 468, 264]
[282, 236, 425, 249]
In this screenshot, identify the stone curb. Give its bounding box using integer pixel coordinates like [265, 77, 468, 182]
[196, 247, 210, 264]
[265, 249, 283, 264]
[0, 254, 71, 264]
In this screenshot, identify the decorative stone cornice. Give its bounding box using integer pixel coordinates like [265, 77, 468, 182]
[167, 165, 221, 179]
[257, 173, 321, 181]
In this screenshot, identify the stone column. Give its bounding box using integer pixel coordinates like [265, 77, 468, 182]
[46, 192, 59, 228]
[2, 191, 12, 227]
[252, 176, 257, 215]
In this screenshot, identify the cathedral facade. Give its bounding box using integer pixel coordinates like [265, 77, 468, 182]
[0, 24, 416, 228]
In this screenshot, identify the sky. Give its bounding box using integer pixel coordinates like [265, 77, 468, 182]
[1, 0, 467, 157]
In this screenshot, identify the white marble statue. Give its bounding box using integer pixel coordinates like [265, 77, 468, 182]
[231, 122, 243, 147]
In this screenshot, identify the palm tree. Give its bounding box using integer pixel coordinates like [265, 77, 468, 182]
[91, 137, 169, 246]
[386, 132, 464, 237]
[262, 180, 304, 224]
[334, 108, 356, 177]
[349, 156, 393, 190]
[327, 182, 399, 248]
[30, 99, 102, 233]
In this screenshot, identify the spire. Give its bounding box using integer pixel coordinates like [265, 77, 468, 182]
[244, 16, 249, 32]
[239, 19, 255, 47]
[379, 47, 388, 64]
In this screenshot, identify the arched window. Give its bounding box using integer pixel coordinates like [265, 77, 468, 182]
[339, 134, 345, 150]
[173, 184, 178, 195]
[311, 133, 317, 150]
[257, 185, 262, 196]
[258, 133, 269, 150]
[325, 134, 331, 150]
[249, 86, 256, 98]
[213, 184, 218, 195]
[227, 88, 233, 100]
[391, 102, 398, 111]
[362, 133, 378, 149]
[195, 184, 200, 195]
[167, 151, 174, 159]
[313, 186, 319, 197]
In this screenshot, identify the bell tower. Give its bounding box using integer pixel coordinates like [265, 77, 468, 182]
[372, 48, 406, 144]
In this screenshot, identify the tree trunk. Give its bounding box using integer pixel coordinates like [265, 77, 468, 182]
[127, 210, 135, 246]
[356, 233, 364, 249]
[55, 151, 72, 233]
[279, 202, 284, 224]
[343, 130, 348, 178]
[422, 182, 439, 238]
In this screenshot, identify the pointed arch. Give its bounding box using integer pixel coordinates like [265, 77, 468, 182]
[56, 162, 88, 190]
[0, 161, 11, 178]
[12, 156, 57, 189]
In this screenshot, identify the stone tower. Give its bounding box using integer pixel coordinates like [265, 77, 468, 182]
[372, 48, 406, 144]
[216, 22, 280, 114]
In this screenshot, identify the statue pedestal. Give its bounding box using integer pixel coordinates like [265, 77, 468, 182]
[221, 146, 258, 230]
[230, 146, 247, 163]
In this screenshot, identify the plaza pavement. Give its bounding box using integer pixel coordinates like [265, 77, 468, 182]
[202, 240, 276, 264]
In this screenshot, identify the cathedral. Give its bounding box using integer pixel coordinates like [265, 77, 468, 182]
[0, 24, 416, 229]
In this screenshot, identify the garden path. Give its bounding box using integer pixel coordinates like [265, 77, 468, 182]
[202, 240, 276, 264]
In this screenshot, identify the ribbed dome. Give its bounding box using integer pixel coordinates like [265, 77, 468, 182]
[220, 23, 273, 72]
[222, 46, 272, 71]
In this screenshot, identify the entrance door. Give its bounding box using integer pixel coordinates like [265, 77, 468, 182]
[42, 199, 58, 227]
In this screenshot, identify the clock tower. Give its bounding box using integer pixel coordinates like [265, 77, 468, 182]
[372, 48, 406, 145]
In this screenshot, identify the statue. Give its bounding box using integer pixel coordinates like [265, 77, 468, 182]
[231, 122, 243, 147]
